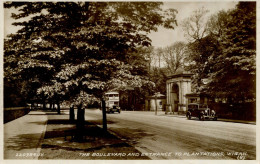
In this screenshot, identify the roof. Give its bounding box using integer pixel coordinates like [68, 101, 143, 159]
[167, 68, 193, 79]
[146, 92, 166, 99]
[105, 91, 119, 95]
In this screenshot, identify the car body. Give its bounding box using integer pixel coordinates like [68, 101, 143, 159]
[186, 103, 217, 121]
[106, 105, 121, 114]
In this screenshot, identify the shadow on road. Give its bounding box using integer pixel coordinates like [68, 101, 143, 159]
[87, 119, 117, 125]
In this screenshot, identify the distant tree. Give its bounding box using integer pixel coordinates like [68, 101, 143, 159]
[181, 7, 210, 41]
[4, 2, 177, 131]
[149, 67, 168, 95]
[160, 41, 187, 75]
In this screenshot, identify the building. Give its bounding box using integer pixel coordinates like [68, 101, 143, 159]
[166, 68, 193, 114]
[145, 93, 166, 111]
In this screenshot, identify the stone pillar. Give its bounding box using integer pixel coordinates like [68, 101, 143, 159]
[179, 81, 182, 112]
[169, 83, 172, 104]
[166, 82, 170, 114]
[178, 81, 182, 104]
[182, 81, 187, 112]
[166, 83, 169, 104]
[187, 80, 191, 93]
[169, 83, 173, 114]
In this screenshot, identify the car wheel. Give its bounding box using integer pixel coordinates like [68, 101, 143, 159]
[199, 115, 205, 121]
[213, 117, 217, 121]
[118, 110, 120, 113]
[187, 114, 191, 120]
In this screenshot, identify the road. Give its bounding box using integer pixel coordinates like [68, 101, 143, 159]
[82, 109, 256, 160]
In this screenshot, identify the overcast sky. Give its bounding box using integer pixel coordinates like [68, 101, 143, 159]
[148, 1, 237, 48]
[4, 1, 238, 48]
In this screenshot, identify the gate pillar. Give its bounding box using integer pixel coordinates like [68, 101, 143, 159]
[166, 69, 193, 114]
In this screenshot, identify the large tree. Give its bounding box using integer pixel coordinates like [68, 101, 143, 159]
[207, 2, 256, 101]
[4, 2, 177, 130]
[181, 7, 209, 42]
[181, 7, 213, 92]
[182, 2, 256, 102]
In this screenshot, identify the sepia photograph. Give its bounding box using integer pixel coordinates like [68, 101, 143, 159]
[2, 0, 258, 162]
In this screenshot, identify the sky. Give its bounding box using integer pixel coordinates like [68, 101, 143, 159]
[148, 1, 237, 48]
[4, 1, 238, 48]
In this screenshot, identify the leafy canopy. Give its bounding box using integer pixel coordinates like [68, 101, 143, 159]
[182, 2, 256, 101]
[4, 2, 177, 105]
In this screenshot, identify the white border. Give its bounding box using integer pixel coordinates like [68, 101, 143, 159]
[1, 1, 259, 164]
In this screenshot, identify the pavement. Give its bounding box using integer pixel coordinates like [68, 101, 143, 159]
[4, 110, 48, 159]
[3, 109, 256, 160]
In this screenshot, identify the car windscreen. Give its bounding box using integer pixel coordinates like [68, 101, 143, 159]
[188, 105, 198, 109]
[200, 104, 208, 108]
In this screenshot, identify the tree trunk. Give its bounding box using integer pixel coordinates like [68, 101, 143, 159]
[101, 99, 107, 131]
[42, 94, 46, 110]
[57, 102, 60, 114]
[69, 105, 75, 121]
[76, 104, 85, 129]
[43, 101, 46, 110]
[49, 102, 52, 110]
[128, 90, 131, 110]
[43, 98, 46, 110]
[75, 104, 85, 141]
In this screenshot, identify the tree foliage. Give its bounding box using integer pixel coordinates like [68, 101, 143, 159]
[160, 41, 187, 75]
[4, 2, 177, 110]
[182, 2, 256, 102]
[207, 2, 256, 100]
[181, 7, 209, 41]
[4, 2, 178, 130]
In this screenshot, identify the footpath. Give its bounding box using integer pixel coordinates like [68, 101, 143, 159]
[4, 110, 47, 159]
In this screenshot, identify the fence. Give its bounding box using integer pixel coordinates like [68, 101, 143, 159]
[208, 102, 256, 121]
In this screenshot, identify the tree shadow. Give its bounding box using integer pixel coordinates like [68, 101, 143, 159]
[108, 127, 155, 145]
[43, 119, 116, 141]
[5, 133, 43, 151]
[87, 119, 117, 125]
[28, 113, 68, 115]
[47, 119, 94, 125]
[41, 142, 131, 152]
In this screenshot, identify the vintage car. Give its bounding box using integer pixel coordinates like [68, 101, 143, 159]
[106, 105, 121, 114]
[186, 103, 217, 121]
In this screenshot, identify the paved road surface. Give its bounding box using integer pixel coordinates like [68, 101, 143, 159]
[82, 109, 256, 160]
